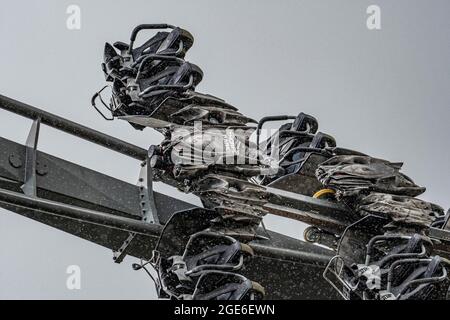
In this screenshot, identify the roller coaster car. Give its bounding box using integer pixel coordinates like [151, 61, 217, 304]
[1, 23, 449, 300]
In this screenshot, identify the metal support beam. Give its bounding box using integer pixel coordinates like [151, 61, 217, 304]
[113, 154, 160, 263]
[21, 119, 40, 197]
[0, 188, 162, 236]
[139, 157, 159, 224]
[0, 186, 335, 265]
[0, 95, 147, 161]
[264, 187, 355, 234]
[113, 232, 137, 263]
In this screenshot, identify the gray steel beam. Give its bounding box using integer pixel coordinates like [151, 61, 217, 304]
[0, 95, 147, 161]
[0, 185, 335, 266]
[0, 188, 162, 236]
[264, 186, 355, 234]
[0, 136, 145, 219]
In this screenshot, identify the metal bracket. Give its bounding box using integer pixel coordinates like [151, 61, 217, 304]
[21, 118, 41, 197]
[429, 227, 450, 242]
[113, 149, 159, 263]
[113, 232, 137, 263]
[139, 154, 159, 224]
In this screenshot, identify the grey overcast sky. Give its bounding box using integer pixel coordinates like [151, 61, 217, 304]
[0, 0, 449, 299]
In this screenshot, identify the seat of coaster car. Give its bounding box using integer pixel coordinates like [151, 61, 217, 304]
[98, 25, 203, 129]
[102, 25, 194, 79]
[112, 25, 194, 58]
[389, 256, 448, 299]
[258, 113, 343, 196]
